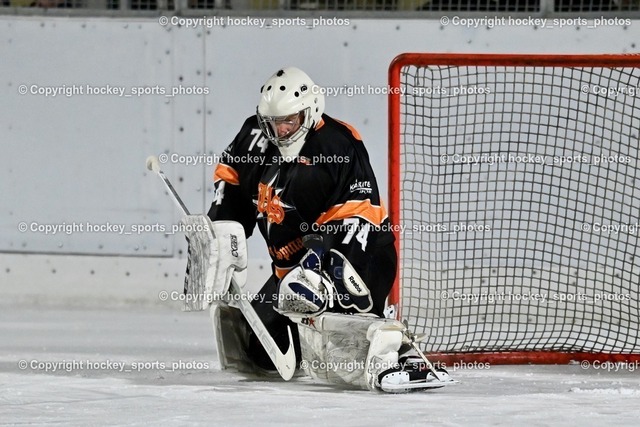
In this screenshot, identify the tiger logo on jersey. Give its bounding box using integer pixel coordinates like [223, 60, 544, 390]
[254, 171, 294, 228]
[257, 182, 285, 224]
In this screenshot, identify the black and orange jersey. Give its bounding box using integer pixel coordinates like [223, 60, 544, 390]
[207, 114, 394, 282]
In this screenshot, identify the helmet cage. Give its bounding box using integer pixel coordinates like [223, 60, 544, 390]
[257, 107, 311, 148]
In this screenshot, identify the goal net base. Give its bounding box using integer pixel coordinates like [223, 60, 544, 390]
[430, 351, 640, 366]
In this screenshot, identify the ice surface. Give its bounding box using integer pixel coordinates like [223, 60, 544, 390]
[2, 305, 640, 426]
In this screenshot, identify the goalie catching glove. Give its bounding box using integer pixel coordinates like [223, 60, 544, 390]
[275, 247, 373, 316]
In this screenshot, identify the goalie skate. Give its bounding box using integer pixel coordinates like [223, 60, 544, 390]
[376, 320, 457, 393]
[378, 365, 455, 393]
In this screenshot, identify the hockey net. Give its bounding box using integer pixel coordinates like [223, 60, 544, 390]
[388, 53, 640, 364]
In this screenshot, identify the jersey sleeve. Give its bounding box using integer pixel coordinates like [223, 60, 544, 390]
[313, 132, 395, 286]
[207, 119, 259, 238]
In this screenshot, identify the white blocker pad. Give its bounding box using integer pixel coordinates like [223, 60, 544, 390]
[297, 313, 405, 391]
[180, 216, 247, 311]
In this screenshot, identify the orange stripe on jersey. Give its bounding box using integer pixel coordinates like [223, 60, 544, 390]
[335, 119, 363, 141]
[213, 164, 239, 185]
[315, 199, 387, 226]
[274, 265, 292, 280]
[315, 118, 325, 130]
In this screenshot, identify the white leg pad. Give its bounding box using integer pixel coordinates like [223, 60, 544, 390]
[364, 322, 404, 390]
[210, 302, 253, 373]
[296, 313, 405, 391]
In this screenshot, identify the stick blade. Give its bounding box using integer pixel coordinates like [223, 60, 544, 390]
[275, 326, 297, 381]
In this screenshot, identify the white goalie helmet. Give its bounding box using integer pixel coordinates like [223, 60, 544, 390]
[257, 67, 325, 149]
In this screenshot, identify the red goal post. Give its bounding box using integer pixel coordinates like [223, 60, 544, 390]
[388, 53, 640, 365]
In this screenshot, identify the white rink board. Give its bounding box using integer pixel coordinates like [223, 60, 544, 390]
[1, 16, 638, 260]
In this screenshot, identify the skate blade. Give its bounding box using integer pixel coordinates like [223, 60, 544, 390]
[381, 377, 458, 393]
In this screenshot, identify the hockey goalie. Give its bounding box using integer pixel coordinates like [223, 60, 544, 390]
[180, 67, 453, 393]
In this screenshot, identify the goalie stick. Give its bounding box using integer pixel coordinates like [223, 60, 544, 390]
[145, 155, 190, 215]
[145, 155, 297, 381]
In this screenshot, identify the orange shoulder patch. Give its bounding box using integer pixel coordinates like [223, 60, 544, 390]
[335, 119, 363, 141]
[213, 164, 239, 185]
[315, 199, 387, 226]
